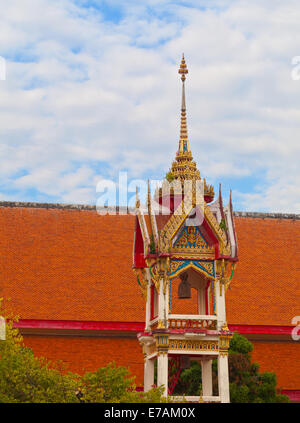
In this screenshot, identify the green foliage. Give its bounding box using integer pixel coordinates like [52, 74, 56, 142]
[229, 332, 253, 356]
[172, 361, 202, 396]
[0, 300, 290, 404]
[0, 305, 79, 403]
[0, 301, 165, 403]
[227, 333, 289, 403]
[173, 333, 290, 403]
[80, 362, 164, 403]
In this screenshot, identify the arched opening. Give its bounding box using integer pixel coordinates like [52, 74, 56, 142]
[170, 268, 212, 316]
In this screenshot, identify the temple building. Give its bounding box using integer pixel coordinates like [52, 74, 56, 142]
[0, 57, 299, 401]
[133, 56, 237, 402]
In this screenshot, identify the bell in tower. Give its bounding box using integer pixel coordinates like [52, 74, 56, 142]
[178, 272, 191, 299]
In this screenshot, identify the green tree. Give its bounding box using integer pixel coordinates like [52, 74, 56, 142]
[172, 333, 290, 403]
[228, 333, 289, 403]
[0, 300, 164, 403]
[80, 362, 165, 403]
[0, 306, 79, 402]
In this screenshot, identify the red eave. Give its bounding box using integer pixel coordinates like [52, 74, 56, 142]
[13, 319, 145, 332]
[228, 324, 294, 336]
[12, 320, 294, 337]
[281, 390, 300, 401]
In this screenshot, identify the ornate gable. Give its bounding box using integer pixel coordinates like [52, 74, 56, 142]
[172, 225, 215, 259]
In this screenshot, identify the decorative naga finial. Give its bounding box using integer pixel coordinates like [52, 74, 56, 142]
[135, 186, 140, 208]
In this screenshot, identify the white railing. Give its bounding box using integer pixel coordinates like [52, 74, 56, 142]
[168, 314, 217, 330]
[170, 395, 221, 403]
[149, 316, 158, 327]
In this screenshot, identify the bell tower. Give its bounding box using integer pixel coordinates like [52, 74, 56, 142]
[133, 55, 238, 403]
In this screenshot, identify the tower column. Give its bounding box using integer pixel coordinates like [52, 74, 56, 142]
[201, 359, 213, 396]
[157, 353, 168, 396]
[218, 333, 231, 403]
[158, 278, 165, 327]
[145, 270, 151, 331]
[218, 353, 230, 403]
[157, 261, 170, 329]
[215, 278, 226, 330]
[154, 333, 169, 396]
[144, 357, 155, 392]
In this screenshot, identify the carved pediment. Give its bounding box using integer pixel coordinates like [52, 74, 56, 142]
[172, 225, 215, 256]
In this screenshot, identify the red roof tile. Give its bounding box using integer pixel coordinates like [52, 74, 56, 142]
[0, 205, 299, 326]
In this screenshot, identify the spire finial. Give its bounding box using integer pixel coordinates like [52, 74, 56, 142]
[177, 54, 189, 154]
[178, 53, 188, 82]
[168, 56, 214, 201]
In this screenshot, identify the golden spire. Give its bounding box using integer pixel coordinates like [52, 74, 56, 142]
[178, 54, 190, 155]
[167, 55, 215, 202]
[170, 55, 200, 182]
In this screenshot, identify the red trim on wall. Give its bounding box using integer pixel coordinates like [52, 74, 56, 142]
[228, 324, 293, 335]
[13, 319, 145, 332]
[12, 320, 294, 336]
[280, 390, 300, 401]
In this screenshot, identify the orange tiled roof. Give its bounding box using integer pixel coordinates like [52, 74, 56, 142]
[227, 216, 300, 326]
[0, 204, 144, 322]
[0, 203, 299, 326]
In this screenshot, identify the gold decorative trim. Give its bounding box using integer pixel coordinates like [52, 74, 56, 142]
[169, 260, 214, 281]
[157, 319, 165, 329]
[204, 205, 231, 255]
[218, 331, 232, 355]
[169, 339, 218, 352]
[154, 334, 169, 356]
[172, 225, 215, 255]
[172, 252, 215, 260]
[149, 257, 170, 295]
[133, 268, 148, 300]
[150, 264, 161, 294]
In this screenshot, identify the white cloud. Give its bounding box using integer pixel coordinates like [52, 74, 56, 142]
[0, 0, 299, 212]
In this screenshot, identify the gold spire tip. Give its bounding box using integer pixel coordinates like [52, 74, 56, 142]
[178, 54, 188, 81]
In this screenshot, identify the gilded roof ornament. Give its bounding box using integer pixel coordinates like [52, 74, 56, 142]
[168, 55, 214, 202]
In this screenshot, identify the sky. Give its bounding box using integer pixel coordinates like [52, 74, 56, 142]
[0, 0, 300, 212]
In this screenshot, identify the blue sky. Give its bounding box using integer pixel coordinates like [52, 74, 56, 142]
[0, 0, 300, 212]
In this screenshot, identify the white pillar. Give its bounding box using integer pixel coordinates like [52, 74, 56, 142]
[157, 353, 168, 396]
[164, 280, 169, 326]
[201, 359, 212, 396]
[145, 271, 151, 331]
[218, 353, 230, 403]
[198, 286, 205, 315]
[144, 358, 154, 392]
[215, 279, 226, 330]
[158, 279, 165, 324]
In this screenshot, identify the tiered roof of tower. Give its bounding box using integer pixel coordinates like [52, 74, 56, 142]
[169, 54, 214, 202]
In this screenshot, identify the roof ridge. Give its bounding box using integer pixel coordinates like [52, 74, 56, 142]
[0, 201, 299, 219]
[0, 201, 133, 213]
[234, 211, 300, 220]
